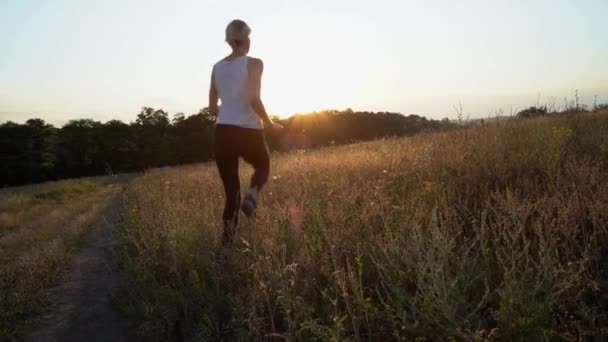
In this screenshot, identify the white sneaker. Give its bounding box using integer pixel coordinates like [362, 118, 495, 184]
[241, 188, 259, 218]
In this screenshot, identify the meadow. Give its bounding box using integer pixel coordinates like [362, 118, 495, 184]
[116, 111, 608, 340]
[0, 177, 124, 340]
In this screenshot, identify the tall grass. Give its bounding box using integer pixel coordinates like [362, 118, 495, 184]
[116, 112, 608, 340]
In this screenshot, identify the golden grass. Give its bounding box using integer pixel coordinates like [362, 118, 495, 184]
[0, 179, 122, 340]
[117, 112, 608, 340]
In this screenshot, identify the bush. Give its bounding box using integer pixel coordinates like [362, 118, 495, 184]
[516, 106, 547, 119]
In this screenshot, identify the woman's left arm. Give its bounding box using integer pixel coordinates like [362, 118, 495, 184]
[208, 69, 218, 116]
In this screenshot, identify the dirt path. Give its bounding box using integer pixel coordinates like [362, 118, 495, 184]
[29, 192, 131, 342]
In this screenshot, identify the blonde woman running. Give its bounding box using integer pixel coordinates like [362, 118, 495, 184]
[208, 19, 283, 245]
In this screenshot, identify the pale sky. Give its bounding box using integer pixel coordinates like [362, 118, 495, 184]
[1, 0, 607, 125]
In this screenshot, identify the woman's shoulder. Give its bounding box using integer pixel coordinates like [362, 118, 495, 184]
[214, 55, 259, 67]
[247, 56, 263, 63]
[247, 57, 264, 70]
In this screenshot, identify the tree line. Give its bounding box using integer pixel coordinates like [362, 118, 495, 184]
[0, 107, 455, 187]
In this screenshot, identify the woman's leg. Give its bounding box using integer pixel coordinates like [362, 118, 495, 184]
[240, 129, 270, 216]
[216, 154, 240, 223]
[214, 125, 241, 244]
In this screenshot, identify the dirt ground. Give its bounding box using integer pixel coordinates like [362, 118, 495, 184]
[29, 193, 131, 342]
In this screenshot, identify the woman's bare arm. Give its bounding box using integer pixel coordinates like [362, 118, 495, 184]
[208, 69, 218, 117]
[247, 58, 274, 128]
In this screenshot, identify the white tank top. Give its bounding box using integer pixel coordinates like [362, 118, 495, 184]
[213, 55, 263, 129]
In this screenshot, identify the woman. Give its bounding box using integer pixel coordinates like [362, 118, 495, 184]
[208, 19, 283, 245]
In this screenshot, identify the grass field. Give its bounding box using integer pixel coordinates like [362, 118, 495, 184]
[0, 177, 125, 340]
[116, 112, 608, 341]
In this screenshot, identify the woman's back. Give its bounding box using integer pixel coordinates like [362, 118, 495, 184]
[214, 55, 262, 129]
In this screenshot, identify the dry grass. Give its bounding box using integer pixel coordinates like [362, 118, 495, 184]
[116, 112, 608, 341]
[0, 178, 122, 340]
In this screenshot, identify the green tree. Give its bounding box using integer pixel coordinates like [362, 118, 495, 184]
[55, 119, 103, 177]
[170, 108, 215, 164]
[97, 120, 137, 174]
[133, 107, 171, 168]
[0, 119, 56, 185]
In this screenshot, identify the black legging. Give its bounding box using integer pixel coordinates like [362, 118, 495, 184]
[214, 124, 270, 225]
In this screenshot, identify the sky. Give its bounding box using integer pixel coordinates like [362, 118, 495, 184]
[1, 0, 607, 125]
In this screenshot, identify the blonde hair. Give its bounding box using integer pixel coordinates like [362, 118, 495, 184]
[225, 19, 251, 46]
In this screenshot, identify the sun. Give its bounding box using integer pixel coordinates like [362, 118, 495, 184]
[262, 51, 364, 119]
